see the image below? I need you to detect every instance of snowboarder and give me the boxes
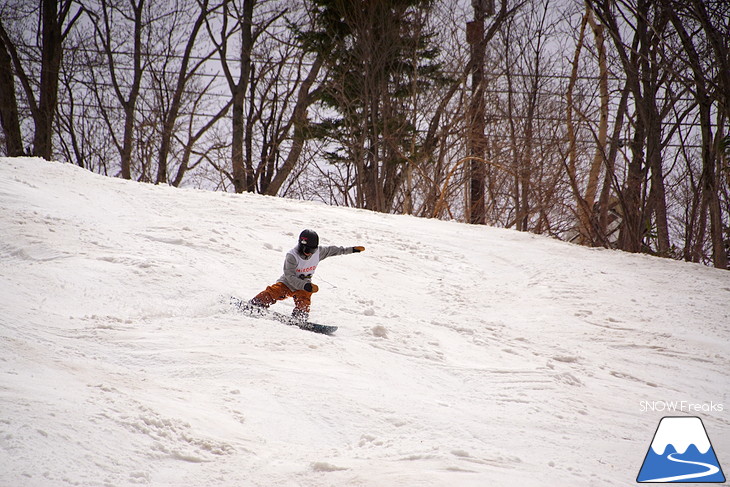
[246,229,365,322]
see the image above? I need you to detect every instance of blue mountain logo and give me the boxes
[637,416,726,483]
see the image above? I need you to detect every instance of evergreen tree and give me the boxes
[297,0,447,212]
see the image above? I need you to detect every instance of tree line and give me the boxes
[0,0,728,268]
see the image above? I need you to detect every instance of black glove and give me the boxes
[304,282,319,293]
[352,246,365,253]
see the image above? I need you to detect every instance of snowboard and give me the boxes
[229,296,338,335]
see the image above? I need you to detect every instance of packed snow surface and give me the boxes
[1,157,728,486]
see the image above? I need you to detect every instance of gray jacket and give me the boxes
[277,245,354,291]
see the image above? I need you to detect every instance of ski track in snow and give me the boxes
[1,157,729,486]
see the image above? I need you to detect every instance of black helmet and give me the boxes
[298,229,319,254]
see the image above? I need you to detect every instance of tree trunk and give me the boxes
[668,4,727,267]
[619,122,646,253]
[565,10,589,242]
[121,0,144,180]
[0,35,23,156]
[466,4,487,225]
[34,0,67,160]
[585,7,610,243]
[234,0,254,193]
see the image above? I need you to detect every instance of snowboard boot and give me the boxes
[236,297,268,316]
[290,308,310,326]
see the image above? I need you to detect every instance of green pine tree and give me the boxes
[295,0,448,212]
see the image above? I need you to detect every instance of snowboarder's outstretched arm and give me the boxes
[319,245,365,259]
[280,245,364,292]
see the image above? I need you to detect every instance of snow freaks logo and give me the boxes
[637,416,726,483]
[640,401,724,413]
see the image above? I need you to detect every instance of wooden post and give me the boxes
[466,0,488,224]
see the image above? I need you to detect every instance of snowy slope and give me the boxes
[1,157,728,487]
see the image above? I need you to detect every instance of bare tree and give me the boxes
[665,0,728,268]
[564,3,615,247]
[207,0,257,192]
[429,0,516,222]
[206,0,323,195]
[148,0,226,185]
[0,0,82,159]
[84,0,147,180]
[587,0,662,254]
[0,23,23,156]
[491,0,567,233]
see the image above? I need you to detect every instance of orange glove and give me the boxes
[353,246,365,253]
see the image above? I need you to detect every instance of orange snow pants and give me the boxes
[252,282,312,314]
